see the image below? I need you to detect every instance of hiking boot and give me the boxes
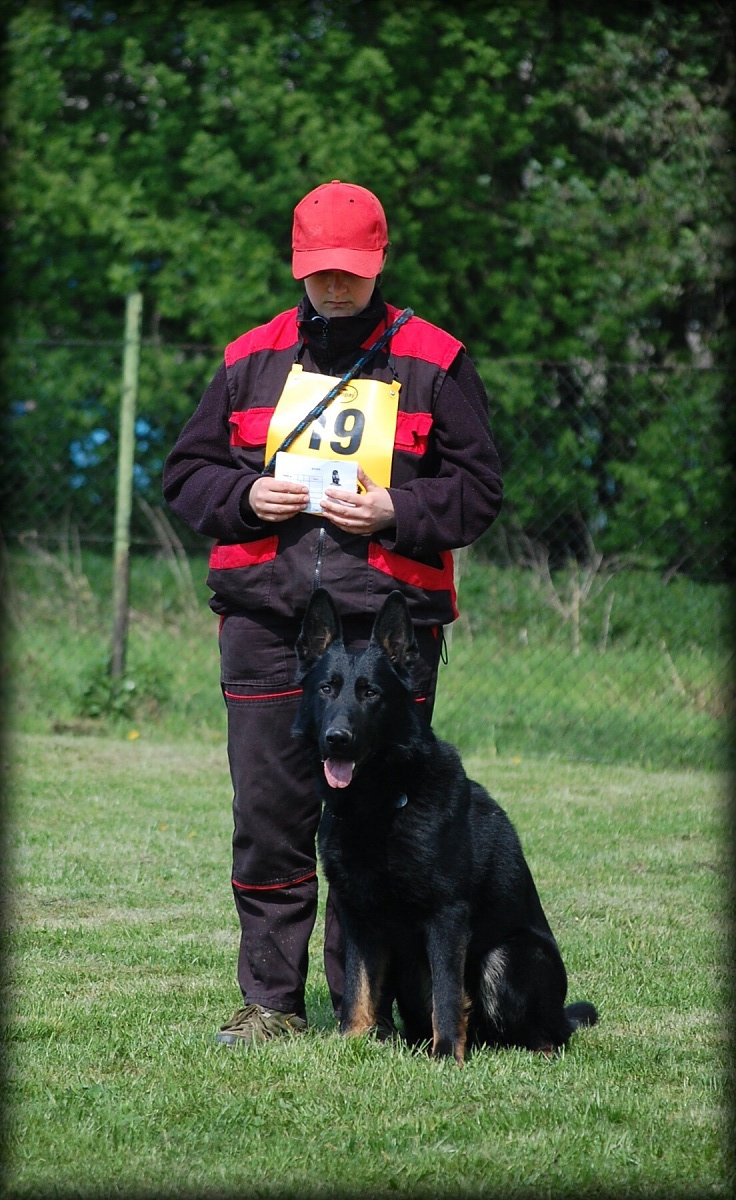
[216,1003,307,1046]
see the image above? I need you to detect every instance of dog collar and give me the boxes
[322,796,343,820]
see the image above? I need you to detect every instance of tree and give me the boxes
[2,1,733,572]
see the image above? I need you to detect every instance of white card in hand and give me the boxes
[274,452,358,515]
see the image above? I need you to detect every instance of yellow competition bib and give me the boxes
[265,364,401,488]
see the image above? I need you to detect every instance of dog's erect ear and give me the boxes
[371,591,419,675]
[296,588,343,674]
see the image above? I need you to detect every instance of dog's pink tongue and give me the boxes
[324,759,354,789]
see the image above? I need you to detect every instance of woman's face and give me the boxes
[304,268,379,318]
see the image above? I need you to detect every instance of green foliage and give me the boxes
[77,659,171,721]
[2,1,733,572]
[477,358,734,574]
[1,339,221,541]
[5,1,731,353]
[606,370,733,574]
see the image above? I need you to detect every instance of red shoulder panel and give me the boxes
[385,304,463,371]
[225,309,299,367]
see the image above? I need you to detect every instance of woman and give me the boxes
[163,179,503,1045]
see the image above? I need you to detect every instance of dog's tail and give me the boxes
[565,1000,598,1029]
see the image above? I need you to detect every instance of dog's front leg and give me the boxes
[341,933,388,1038]
[426,914,470,1065]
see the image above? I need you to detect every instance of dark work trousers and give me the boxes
[219,608,443,1021]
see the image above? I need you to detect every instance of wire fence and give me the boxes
[2,337,733,771]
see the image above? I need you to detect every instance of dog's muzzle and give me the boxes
[323,726,356,789]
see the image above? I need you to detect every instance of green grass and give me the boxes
[439,554,732,769]
[3,547,227,745]
[2,547,732,770]
[434,636,728,769]
[4,733,731,1198]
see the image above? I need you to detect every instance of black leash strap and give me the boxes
[261,307,414,476]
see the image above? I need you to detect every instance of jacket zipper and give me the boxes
[313,525,326,592]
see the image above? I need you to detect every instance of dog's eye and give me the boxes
[319,683,332,695]
[363,686,378,698]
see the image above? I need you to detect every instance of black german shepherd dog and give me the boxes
[294,588,597,1064]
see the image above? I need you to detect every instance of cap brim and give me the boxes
[292,246,385,281]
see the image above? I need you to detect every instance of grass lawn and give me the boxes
[3,733,731,1198]
[4,548,731,772]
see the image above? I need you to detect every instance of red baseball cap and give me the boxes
[292,180,389,280]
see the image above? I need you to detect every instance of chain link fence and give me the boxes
[2,338,732,771]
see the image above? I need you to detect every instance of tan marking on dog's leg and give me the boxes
[431,1013,440,1056]
[455,992,471,1065]
[431,992,470,1065]
[343,961,379,1036]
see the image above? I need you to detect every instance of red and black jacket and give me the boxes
[163,292,502,626]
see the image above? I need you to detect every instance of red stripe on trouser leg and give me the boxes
[232,871,316,891]
[219,610,443,1015]
[220,612,324,1014]
[233,879,318,1018]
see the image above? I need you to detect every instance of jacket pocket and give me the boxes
[394,411,433,455]
[207,535,280,611]
[367,543,454,592]
[209,536,279,569]
[229,407,273,448]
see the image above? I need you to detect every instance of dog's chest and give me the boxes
[320,807,441,913]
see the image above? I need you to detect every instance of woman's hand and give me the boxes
[248,476,309,522]
[320,467,395,535]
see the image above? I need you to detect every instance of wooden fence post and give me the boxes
[110,290,143,679]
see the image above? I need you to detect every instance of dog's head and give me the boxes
[293,589,420,789]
